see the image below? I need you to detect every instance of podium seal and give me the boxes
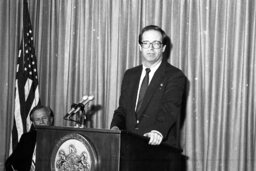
[50,133,98,171]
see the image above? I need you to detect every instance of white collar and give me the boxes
[142,60,162,73]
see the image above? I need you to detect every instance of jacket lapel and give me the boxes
[130,66,143,112]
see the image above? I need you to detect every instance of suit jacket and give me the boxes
[111,61,186,148]
[5,129,36,171]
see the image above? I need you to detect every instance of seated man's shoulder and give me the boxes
[19,130,37,144]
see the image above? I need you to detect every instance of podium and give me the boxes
[35,126,185,171]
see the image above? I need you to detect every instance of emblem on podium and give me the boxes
[50,133,98,171]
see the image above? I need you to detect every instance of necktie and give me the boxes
[136,68,151,113]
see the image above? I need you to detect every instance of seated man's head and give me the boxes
[30,105,54,126]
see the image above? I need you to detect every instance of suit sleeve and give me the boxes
[110,71,129,129]
[5,132,36,171]
[153,70,186,139]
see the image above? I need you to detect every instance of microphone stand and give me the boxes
[64,103,86,128]
[76,105,86,128]
[64,96,95,127]
[63,103,77,120]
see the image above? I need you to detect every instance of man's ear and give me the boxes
[162,45,166,53]
[139,44,142,51]
[50,117,54,126]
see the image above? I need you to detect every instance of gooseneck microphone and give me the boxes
[64,95,95,120]
[73,96,94,114]
[64,96,88,119]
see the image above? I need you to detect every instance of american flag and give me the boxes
[10,0,40,152]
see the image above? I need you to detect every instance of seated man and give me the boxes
[5,105,54,171]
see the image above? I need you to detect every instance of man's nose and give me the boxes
[149,43,154,49]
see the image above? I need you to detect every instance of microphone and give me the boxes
[73,96,94,114]
[64,96,88,119]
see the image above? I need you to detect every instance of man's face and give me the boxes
[139,30,166,66]
[31,109,51,126]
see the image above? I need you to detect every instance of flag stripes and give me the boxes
[10,0,40,153]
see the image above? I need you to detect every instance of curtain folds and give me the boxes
[1,0,255,170]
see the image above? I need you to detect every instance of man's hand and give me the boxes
[143,130,163,145]
[111,126,120,131]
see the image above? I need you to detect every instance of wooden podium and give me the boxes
[35,126,185,171]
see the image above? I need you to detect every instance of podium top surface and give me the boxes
[35,125,121,134]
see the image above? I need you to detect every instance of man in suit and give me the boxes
[111,25,186,148]
[5,105,54,171]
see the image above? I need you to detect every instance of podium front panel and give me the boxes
[36,126,121,171]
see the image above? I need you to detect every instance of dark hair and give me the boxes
[138,25,168,45]
[29,105,54,122]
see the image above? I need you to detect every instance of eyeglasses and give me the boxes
[140,41,163,49]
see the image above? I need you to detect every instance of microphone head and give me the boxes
[81,96,88,101]
[88,96,94,101]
